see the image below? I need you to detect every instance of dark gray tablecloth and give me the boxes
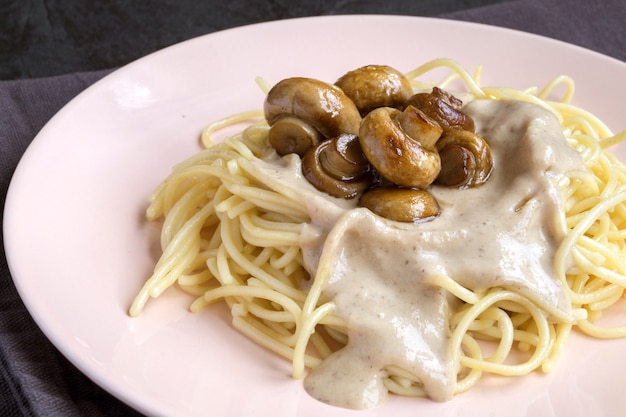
[1,0,624,416]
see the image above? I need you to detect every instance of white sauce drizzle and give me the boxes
[248,99,585,409]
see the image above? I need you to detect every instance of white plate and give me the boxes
[5,15,626,417]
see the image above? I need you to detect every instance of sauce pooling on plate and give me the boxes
[252,99,584,409]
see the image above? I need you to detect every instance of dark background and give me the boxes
[2,0,510,80]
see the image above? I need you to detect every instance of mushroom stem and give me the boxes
[319,133,370,180]
[436,130,493,188]
[302,135,372,199]
[268,116,323,156]
[396,105,443,150]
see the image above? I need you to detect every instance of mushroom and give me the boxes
[335,65,413,115]
[436,129,493,188]
[266,117,323,156]
[359,187,440,223]
[358,105,443,189]
[302,133,372,199]
[264,77,362,156]
[405,87,475,132]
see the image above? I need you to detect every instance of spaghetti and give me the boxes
[129,58,626,407]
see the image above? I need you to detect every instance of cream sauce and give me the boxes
[248,99,585,409]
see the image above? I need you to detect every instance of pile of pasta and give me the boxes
[129,58,626,399]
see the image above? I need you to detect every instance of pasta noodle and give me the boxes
[129,58,626,404]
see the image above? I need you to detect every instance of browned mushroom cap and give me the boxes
[359,187,440,223]
[436,130,493,188]
[335,65,413,115]
[358,105,442,189]
[264,77,362,156]
[405,87,475,132]
[302,134,372,199]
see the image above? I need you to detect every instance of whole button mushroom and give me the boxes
[359,187,440,223]
[335,65,413,115]
[406,87,475,133]
[359,105,443,189]
[302,133,372,199]
[264,77,362,156]
[436,130,493,188]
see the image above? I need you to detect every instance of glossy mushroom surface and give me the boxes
[436,129,493,188]
[302,134,372,199]
[359,187,440,223]
[265,77,362,156]
[406,87,475,132]
[263,71,494,218]
[335,65,413,115]
[267,116,323,156]
[359,106,442,189]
